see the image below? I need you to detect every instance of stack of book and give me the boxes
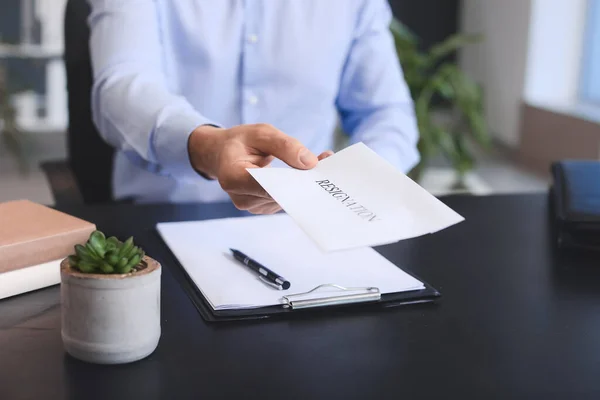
[0,200,96,299]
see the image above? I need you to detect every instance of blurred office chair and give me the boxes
[57,0,115,204]
[39,160,84,205]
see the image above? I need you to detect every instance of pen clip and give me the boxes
[258,275,282,290]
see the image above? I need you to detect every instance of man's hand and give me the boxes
[188,123,333,214]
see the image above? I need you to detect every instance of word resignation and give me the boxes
[315,179,380,222]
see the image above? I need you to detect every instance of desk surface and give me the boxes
[1,193,599,399]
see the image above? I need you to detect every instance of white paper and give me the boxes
[156,214,424,310]
[247,142,465,252]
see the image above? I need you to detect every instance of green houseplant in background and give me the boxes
[390,17,491,188]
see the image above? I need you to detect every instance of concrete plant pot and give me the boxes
[60,256,161,364]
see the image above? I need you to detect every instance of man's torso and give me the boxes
[113,0,364,203]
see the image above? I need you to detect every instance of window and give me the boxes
[579,0,600,104]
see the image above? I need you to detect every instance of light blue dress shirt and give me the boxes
[87,0,420,203]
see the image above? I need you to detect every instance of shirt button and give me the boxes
[248,95,258,105]
[247,34,258,44]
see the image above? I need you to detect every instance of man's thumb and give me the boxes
[298,148,318,168]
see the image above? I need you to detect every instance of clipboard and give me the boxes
[155,215,441,322]
[164,244,440,322]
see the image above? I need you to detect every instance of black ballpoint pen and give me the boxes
[229,249,291,290]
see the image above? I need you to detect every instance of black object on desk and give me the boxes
[550,160,600,251]
[230,248,291,290]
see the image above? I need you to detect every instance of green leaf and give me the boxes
[465,109,491,148]
[118,237,134,259]
[453,135,475,175]
[117,257,129,270]
[106,250,120,266]
[68,255,79,267]
[75,244,97,262]
[124,254,142,273]
[86,243,102,259]
[105,236,120,252]
[89,231,106,247]
[435,127,460,165]
[89,231,107,258]
[124,245,139,260]
[390,17,418,45]
[426,33,482,66]
[445,73,491,149]
[77,260,97,273]
[99,262,114,274]
[429,73,455,99]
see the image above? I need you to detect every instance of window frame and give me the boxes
[579,0,600,105]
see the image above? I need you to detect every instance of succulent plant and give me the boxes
[68,231,145,274]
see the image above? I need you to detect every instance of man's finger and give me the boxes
[229,193,274,211]
[318,150,334,160]
[248,154,274,168]
[223,171,271,199]
[248,124,318,170]
[218,158,272,198]
[247,201,282,215]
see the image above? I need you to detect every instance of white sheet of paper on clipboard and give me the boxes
[156,214,425,311]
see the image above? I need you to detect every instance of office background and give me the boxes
[1,0,599,205]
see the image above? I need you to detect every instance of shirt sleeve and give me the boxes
[87,0,218,181]
[336,0,420,173]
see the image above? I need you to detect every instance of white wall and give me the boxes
[459,0,533,147]
[524,0,587,108]
[459,0,591,148]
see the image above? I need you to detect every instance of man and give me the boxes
[87,0,420,214]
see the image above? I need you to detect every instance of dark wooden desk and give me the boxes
[2,193,599,399]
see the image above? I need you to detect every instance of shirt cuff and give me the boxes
[153,108,221,182]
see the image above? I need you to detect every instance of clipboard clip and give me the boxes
[281,284,381,310]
